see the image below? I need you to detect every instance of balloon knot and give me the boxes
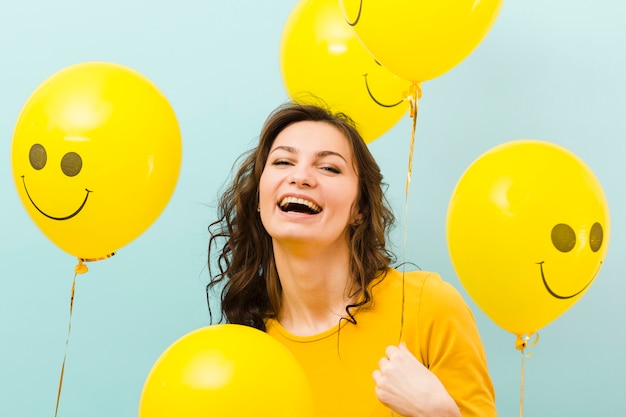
[74,252,115,274]
[75,259,88,274]
[403,82,422,118]
[515,332,539,351]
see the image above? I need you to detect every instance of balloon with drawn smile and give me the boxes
[339,0,503,83]
[446,140,610,336]
[281,0,410,143]
[11,62,182,261]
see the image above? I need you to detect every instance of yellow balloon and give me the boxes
[281,0,410,143]
[446,140,610,336]
[11,62,182,260]
[339,0,503,82]
[139,324,314,417]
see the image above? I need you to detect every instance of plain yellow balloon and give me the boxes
[139,324,314,417]
[339,0,503,82]
[11,62,182,260]
[446,140,610,336]
[281,0,410,143]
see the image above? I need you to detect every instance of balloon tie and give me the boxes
[515,333,539,417]
[80,252,115,264]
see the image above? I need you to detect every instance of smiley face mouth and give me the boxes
[363,74,404,108]
[21,175,91,221]
[344,0,363,26]
[537,261,597,300]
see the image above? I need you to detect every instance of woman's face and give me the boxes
[259,121,360,249]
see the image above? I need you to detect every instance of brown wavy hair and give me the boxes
[207,101,395,331]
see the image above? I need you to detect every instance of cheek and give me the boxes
[331,189,359,218]
[258,172,276,207]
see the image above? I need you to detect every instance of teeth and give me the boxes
[279,196,321,213]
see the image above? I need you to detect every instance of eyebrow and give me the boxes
[270,145,347,162]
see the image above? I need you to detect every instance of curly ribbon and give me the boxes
[54,254,113,417]
[515,333,539,417]
[404,82,422,198]
[388,82,423,417]
[397,82,423,345]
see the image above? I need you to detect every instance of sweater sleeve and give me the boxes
[416,273,497,417]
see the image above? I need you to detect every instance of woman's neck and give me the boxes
[272,240,357,336]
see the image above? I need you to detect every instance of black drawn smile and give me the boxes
[21,175,91,220]
[344,0,363,26]
[537,261,596,300]
[363,74,403,108]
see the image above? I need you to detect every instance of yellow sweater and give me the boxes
[266,268,496,417]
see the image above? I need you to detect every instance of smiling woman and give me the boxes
[207,101,497,417]
[258,120,360,252]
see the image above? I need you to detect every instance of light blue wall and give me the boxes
[0,1,624,416]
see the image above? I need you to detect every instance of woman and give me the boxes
[207,102,496,417]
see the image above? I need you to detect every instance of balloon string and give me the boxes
[515,333,539,417]
[405,82,422,198]
[54,259,89,417]
[398,82,422,345]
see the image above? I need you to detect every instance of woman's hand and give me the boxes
[373,343,461,417]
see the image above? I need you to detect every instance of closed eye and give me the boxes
[272,159,293,166]
[321,166,340,174]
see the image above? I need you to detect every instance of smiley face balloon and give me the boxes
[281,0,410,143]
[339,0,503,83]
[11,62,182,261]
[446,140,609,336]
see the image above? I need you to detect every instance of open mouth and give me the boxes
[279,196,321,215]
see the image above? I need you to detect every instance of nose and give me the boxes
[289,165,316,187]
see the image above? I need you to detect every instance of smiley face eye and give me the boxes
[551,223,576,252]
[61,152,83,177]
[589,222,603,252]
[29,144,47,170]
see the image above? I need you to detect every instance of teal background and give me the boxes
[1,0,624,416]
